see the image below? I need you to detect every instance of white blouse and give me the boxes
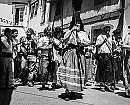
[37,36,50,49]
[64,30,90,46]
[96,34,112,54]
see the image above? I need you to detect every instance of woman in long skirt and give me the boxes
[58,20,90,101]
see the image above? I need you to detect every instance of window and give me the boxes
[30,0,39,19]
[55,0,62,19]
[30,3,35,19]
[20,7,25,22]
[34,1,39,16]
[15,8,20,25]
[94,0,108,5]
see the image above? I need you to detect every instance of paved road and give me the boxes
[0,83,130,105]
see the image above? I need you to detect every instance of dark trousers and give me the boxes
[96,53,114,85]
[113,59,123,83]
[0,57,14,87]
[14,55,22,79]
[47,60,56,83]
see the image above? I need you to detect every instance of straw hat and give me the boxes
[101,23,114,30]
[26,28,35,35]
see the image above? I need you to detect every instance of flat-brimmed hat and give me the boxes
[101,23,114,30]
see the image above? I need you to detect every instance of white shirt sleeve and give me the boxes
[78,31,90,45]
[37,37,43,48]
[1,36,11,49]
[95,35,104,46]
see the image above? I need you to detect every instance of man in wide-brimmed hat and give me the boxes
[95,23,116,92]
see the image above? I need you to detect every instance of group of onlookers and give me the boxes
[1,18,130,101]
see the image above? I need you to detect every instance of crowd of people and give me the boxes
[0,18,130,101]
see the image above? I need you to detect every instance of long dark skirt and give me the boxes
[95,54,114,85]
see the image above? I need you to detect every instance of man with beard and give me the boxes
[95,23,116,92]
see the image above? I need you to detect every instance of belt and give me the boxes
[99,53,111,55]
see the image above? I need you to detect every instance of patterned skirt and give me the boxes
[38,57,49,74]
[58,49,85,92]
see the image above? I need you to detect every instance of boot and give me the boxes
[65,89,70,101]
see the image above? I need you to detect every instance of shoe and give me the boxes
[65,97,70,101]
[105,85,114,92]
[39,84,47,90]
[15,78,21,83]
[114,86,119,90]
[110,86,115,91]
[27,82,34,87]
[126,89,130,97]
[48,85,55,90]
[52,83,61,89]
[100,88,105,92]
[100,83,105,87]
[8,85,17,89]
[65,89,70,101]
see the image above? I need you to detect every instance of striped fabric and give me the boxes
[58,49,85,92]
[85,58,93,81]
[38,56,49,75]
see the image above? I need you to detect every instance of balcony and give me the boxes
[0,0,29,4]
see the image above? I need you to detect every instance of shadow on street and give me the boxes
[58,92,84,100]
[0,89,14,105]
[115,92,130,98]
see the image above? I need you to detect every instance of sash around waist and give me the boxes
[1,52,13,58]
[98,53,112,58]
